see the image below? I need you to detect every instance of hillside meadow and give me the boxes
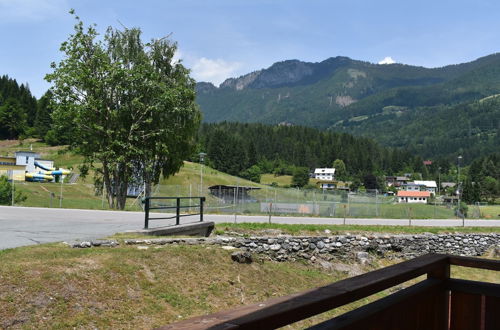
[2,140,500,219]
[1,235,498,329]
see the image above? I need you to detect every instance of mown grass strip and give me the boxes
[215,222,500,235]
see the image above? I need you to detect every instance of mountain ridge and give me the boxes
[195,53,500,159]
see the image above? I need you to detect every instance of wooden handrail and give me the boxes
[448,255,500,271]
[158,254,499,330]
[158,254,447,329]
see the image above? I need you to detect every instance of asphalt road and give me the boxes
[1,205,499,250]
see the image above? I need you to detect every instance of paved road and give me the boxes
[1,205,499,250]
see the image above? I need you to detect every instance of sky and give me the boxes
[1,0,500,98]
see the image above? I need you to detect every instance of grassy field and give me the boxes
[0,241,497,329]
[0,243,371,328]
[214,222,500,236]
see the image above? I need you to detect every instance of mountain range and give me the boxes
[196,54,500,161]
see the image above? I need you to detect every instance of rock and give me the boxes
[75,241,92,248]
[324,229,332,234]
[231,251,253,264]
[317,241,325,249]
[221,246,237,250]
[356,252,370,264]
[137,246,149,250]
[319,260,333,270]
[270,244,281,251]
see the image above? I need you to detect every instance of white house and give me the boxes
[413,180,437,195]
[397,191,430,204]
[314,168,335,181]
[402,182,421,191]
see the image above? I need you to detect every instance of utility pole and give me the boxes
[199,152,206,197]
[457,155,463,219]
[59,175,63,208]
[438,167,441,195]
[11,174,14,206]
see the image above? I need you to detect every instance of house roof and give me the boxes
[413,180,437,188]
[314,168,335,175]
[397,191,431,197]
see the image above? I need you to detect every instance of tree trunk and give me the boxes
[102,160,115,209]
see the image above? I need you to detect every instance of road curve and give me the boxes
[1,206,499,250]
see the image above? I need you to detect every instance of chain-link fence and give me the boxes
[13,181,498,219]
[148,184,463,219]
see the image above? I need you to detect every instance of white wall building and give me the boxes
[397,191,430,204]
[413,180,437,195]
[314,168,335,181]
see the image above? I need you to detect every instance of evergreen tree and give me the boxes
[0,98,27,139]
[291,167,310,188]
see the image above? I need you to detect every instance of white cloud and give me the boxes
[0,0,68,22]
[378,56,396,65]
[190,57,241,86]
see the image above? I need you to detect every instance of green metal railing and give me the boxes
[143,196,205,229]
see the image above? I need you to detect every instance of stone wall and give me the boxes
[123,233,499,261]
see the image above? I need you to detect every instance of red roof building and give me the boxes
[397,191,430,203]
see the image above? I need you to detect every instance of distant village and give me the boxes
[312,167,455,205]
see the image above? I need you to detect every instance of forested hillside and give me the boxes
[0,75,53,140]
[197,122,444,181]
[196,54,500,160]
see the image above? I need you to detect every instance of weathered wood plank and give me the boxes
[449,256,500,271]
[450,291,482,330]
[309,279,446,330]
[158,254,448,329]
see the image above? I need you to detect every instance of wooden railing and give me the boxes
[159,253,500,330]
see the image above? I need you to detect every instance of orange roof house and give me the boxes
[397,191,430,203]
[397,191,431,198]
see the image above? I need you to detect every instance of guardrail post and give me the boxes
[144,197,150,229]
[176,198,180,225]
[200,197,205,222]
[427,258,451,329]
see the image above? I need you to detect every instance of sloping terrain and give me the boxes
[196,54,500,159]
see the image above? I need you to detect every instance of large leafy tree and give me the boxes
[46,12,200,209]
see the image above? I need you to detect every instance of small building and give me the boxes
[208,185,261,203]
[441,182,456,190]
[0,156,26,181]
[314,168,335,181]
[397,191,430,204]
[386,176,410,188]
[413,180,437,195]
[316,181,336,190]
[402,182,422,192]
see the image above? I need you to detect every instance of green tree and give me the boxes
[0,176,27,205]
[46,12,200,209]
[291,167,310,188]
[34,91,54,139]
[240,165,262,183]
[0,98,27,139]
[332,159,347,181]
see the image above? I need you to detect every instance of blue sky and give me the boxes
[1,0,499,97]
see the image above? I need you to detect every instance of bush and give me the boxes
[0,176,27,205]
[291,167,310,188]
[239,165,262,183]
